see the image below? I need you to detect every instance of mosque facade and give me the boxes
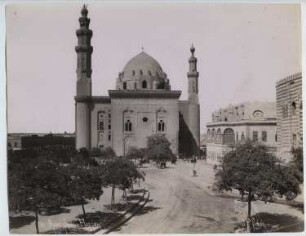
[75,6,200,156]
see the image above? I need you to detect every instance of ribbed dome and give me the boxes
[121,52,165,81]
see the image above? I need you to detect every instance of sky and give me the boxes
[6,2,302,134]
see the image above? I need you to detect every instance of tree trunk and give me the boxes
[81,198,86,219]
[246,194,252,233]
[111,184,115,208]
[35,207,39,234]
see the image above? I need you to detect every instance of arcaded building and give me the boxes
[276,72,302,162]
[206,102,277,164]
[75,6,200,156]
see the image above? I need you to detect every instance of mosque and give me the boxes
[75,6,200,156]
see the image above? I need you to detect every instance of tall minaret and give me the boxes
[75,5,93,149]
[187,45,200,153]
[188,44,199,102]
[76,5,93,96]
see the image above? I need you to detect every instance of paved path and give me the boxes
[111,160,304,234]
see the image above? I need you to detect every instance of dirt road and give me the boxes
[111,160,245,233]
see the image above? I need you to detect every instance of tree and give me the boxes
[215,141,301,232]
[9,159,69,234]
[103,157,145,208]
[146,134,174,167]
[64,164,104,218]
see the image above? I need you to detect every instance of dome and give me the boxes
[121,52,165,80]
[116,51,170,91]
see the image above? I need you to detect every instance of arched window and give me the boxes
[123,82,127,90]
[125,120,132,132]
[207,129,211,139]
[158,120,165,132]
[211,129,215,140]
[223,128,235,145]
[142,80,147,89]
[216,128,221,141]
[134,82,137,89]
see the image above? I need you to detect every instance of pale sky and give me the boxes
[6,2,301,133]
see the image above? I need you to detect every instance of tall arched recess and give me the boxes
[223,128,235,145]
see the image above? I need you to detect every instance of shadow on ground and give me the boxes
[104,202,135,212]
[39,206,71,216]
[135,206,161,216]
[10,215,35,229]
[126,194,143,201]
[289,202,304,214]
[253,212,304,232]
[72,211,122,226]
[43,227,90,234]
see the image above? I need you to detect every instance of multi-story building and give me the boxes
[276,72,302,162]
[206,102,277,164]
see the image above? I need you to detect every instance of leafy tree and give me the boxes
[215,141,301,232]
[9,159,69,234]
[103,157,145,208]
[146,134,174,167]
[126,146,144,160]
[64,164,104,218]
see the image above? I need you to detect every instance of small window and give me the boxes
[134,83,137,89]
[123,82,127,90]
[140,70,143,75]
[158,120,165,132]
[253,131,258,142]
[262,131,267,142]
[108,124,111,130]
[125,120,132,132]
[108,113,111,118]
[148,70,151,76]
[142,80,147,89]
[143,117,148,122]
[14,142,17,147]
[275,134,277,142]
[108,135,111,141]
[132,70,135,76]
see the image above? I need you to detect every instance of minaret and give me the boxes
[75,5,93,149]
[76,5,93,96]
[187,45,200,153]
[188,44,199,103]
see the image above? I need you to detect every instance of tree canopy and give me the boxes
[146,134,174,164]
[215,141,301,232]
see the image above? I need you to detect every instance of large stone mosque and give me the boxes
[75,6,200,156]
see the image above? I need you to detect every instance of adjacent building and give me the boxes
[276,72,303,162]
[206,102,277,164]
[75,6,200,156]
[7,133,75,151]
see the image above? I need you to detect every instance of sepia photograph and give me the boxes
[5,1,304,234]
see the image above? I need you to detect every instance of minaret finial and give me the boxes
[81,4,88,17]
[141,46,144,52]
[190,43,195,55]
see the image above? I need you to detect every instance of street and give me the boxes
[111,160,304,234]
